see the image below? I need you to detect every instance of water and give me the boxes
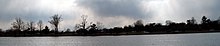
[1,33,220,46]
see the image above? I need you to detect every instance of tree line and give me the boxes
[0,15,220,36]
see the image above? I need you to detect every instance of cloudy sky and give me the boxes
[0,0,220,30]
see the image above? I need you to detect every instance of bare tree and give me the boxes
[81,15,88,29]
[37,20,43,31]
[191,17,197,24]
[49,14,62,32]
[11,17,25,30]
[187,17,197,24]
[74,24,81,30]
[96,22,104,29]
[26,21,35,31]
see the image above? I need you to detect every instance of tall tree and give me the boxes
[133,20,144,32]
[11,18,25,30]
[37,20,43,31]
[134,20,144,26]
[81,15,88,29]
[49,14,62,32]
[201,16,207,24]
[26,21,35,31]
[75,15,89,34]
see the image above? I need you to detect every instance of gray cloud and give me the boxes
[168,0,220,22]
[75,0,220,27]
[0,0,79,30]
[75,0,151,19]
[1,0,220,30]
[75,0,154,27]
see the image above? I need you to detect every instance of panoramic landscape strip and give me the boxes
[0,15,220,37]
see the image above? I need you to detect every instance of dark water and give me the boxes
[1,33,220,46]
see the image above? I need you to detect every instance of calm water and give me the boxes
[1,33,220,46]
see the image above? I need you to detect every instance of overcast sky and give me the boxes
[0,0,220,30]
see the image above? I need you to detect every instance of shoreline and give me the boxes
[1,31,220,37]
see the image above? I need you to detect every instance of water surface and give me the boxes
[1,33,220,46]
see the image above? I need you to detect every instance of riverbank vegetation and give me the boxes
[0,15,220,36]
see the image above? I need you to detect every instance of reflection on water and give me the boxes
[0,33,220,46]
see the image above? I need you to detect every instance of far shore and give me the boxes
[1,16,220,37]
[1,31,220,37]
